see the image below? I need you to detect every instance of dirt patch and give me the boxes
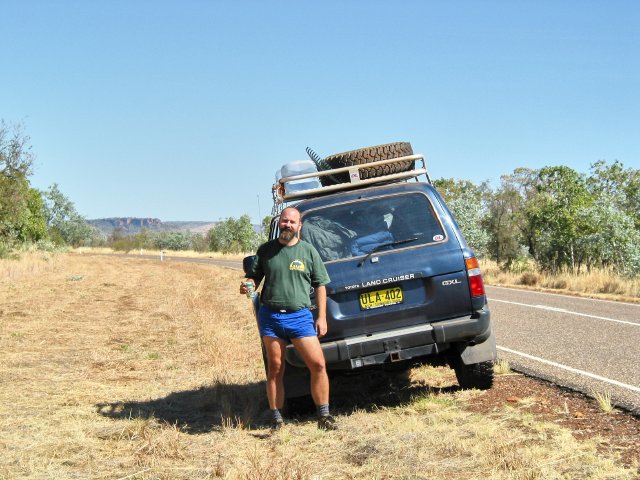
[465,373,640,469]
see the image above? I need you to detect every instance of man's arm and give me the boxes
[239,249,264,295]
[315,285,327,337]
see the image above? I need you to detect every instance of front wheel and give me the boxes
[452,359,494,390]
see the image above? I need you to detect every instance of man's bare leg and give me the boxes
[262,336,288,410]
[291,336,336,429]
[290,336,329,405]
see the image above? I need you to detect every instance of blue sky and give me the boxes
[2,1,638,222]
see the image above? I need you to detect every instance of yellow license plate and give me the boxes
[359,286,403,310]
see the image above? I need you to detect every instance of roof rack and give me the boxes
[272,154,429,214]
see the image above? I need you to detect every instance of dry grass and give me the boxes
[592,391,616,414]
[0,250,62,282]
[482,260,640,303]
[0,253,637,479]
[73,246,247,261]
[494,358,512,376]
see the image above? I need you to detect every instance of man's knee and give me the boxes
[268,361,284,377]
[305,356,327,374]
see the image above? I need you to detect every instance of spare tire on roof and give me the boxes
[318,142,414,186]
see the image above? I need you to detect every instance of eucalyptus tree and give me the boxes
[588,160,640,230]
[432,178,490,257]
[526,166,593,273]
[0,121,47,244]
[207,214,259,254]
[484,168,538,267]
[42,183,94,246]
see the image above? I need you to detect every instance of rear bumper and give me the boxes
[285,308,491,370]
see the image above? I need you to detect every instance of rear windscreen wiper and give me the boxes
[357,237,418,267]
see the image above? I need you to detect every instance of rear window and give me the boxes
[301,193,445,262]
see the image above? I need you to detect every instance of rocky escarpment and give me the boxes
[87,218,216,235]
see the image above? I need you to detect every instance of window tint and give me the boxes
[302,193,445,262]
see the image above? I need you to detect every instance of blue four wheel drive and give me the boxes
[244,142,496,402]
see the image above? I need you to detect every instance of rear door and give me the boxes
[300,189,474,341]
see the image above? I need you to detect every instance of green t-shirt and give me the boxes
[248,239,330,311]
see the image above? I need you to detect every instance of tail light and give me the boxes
[465,257,486,297]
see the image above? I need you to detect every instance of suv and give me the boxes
[244,142,496,403]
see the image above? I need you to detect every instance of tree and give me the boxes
[526,166,593,273]
[433,178,490,257]
[190,233,209,252]
[0,120,33,179]
[42,183,94,246]
[0,121,39,243]
[207,215,259,253]
[131,229,153,250]
[484,168,539,267]
[153,231,194,251]
[484,184,523,265]
[16,187,48,242]
[260,215,273,242]
[588,160,640,230]
[574,194,640,275]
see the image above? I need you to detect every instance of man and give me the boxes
[240,206,337,430]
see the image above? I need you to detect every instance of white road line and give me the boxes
[497,346,640,394]
[487,285,640,307]
[491,298,640,327]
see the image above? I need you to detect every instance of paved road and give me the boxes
[95,252,245,270]
[103,254,640,412]
[487,285,640,414]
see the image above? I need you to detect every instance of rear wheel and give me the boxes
[283,364,314,416]
[452,359,494,390]
[319,142,414,185]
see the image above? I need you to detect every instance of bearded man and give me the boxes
[240,206,336,430]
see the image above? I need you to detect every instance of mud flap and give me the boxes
[460,329,497,366]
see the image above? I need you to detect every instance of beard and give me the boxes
[279,228,296,242]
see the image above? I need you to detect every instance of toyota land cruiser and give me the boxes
[244,142,496,403]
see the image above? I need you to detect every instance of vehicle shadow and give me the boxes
[330,370,459,414]
[95,371,458,434]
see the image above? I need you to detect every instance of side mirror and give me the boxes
[243,255,257,275]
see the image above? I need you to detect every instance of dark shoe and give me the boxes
[270,418,284,431]
[249,409,283,430]
[317,415,337,431]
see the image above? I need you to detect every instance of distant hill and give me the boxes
[88,218,217,236]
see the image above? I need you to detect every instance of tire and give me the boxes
[283,365,313,416]
[283,364,311,399]
[452,359,495,390]
[318,142,414,186]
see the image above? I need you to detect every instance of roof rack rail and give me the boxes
[271,154,428,213]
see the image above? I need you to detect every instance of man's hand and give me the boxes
[315,315,328,338]
[239,279,254,295]
[314,285,328,337]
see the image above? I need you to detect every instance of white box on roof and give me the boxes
[277,160,321,194]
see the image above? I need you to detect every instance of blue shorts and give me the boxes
[258,305,317,340]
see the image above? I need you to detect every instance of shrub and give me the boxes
[599,280,624,295]
[0,241,16,259]
[546,278,568,289]
[519,272,539,286]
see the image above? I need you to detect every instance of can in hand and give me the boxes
[245,281,256,298]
